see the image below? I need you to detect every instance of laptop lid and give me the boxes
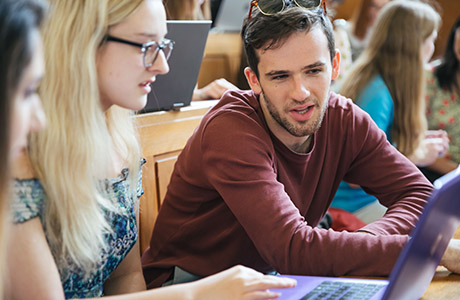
[212,0,249,32]
[381,166,460,299]
[141,20,211,113]
[272,167,460,300]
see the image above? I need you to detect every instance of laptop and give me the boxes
[212,0,249,32]
[273,166,460,300]
[141,20,211,113]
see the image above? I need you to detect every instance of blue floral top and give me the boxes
[12,159,145,299]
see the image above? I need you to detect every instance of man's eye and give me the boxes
[308,68,321,74]
[272,75,288,80]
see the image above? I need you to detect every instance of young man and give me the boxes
[142,4,459,288]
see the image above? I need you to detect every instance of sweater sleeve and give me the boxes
[342,102,433,236]
[199,108,416,277]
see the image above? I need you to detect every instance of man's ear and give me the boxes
[244,66,262,94]
[331,49,341,81]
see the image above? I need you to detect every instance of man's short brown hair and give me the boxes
[241,6,335,78]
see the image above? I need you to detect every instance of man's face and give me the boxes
[245,27,339,146]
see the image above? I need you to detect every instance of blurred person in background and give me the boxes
[330,0,448,224]
[422,14,460,182]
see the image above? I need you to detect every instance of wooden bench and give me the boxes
[135,100,218,253]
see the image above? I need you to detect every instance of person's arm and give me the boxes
[193,78,239,101]
[105,265,296,300]
[6,222,295,300]
[6,219,66,300]
[8,156,295,300]
[103,197,146,295]
[407,130,450,167]
[199,106,417,277]
[103,239,146,295]
[426,157,458,175]
[440,239,460,274]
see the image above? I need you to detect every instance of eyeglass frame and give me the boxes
[104,35,174,68]
[248,0,327,20]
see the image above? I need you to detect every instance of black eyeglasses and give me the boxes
[105,35,174,68]
[248,0,327,20]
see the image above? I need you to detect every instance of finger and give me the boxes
[244,290,282,300]
[248,276,297,290]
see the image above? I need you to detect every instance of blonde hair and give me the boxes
[340,0,440,157]
[29,0,143,275]
[163,0,210,20]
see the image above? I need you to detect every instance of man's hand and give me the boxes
[440,239,460,274]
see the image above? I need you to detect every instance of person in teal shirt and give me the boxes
[331,0,448,224]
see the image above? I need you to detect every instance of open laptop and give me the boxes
[212,0,249,32]
[273,166,460,300]
[140,20,211,113]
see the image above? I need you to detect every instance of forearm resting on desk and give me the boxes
[193,79,239,101]
[427,157,458,175]
[440,239,460,274]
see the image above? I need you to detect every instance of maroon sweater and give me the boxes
[142,90,432,288]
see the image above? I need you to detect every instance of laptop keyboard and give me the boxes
[300,280,385,300]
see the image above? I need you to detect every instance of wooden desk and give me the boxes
[417,224,460,299]
[422,268,460,299]
[135,100,218,253]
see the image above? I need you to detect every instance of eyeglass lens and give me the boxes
[257,0,284,15]
[144,41,173,67]
[257,0,322,15]
[295,0,322,9]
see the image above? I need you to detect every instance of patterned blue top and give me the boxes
[12,160,145,299]
[331,75,394,212]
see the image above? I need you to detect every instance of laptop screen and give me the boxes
[140,20,211,113]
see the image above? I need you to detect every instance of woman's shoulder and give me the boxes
[361,75,391,98]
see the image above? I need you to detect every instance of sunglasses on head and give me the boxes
[248,0,327,20]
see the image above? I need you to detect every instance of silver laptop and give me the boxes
[141,20,211,113]
[273,166,460,300]
[212,0,249,32]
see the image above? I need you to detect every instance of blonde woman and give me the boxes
[331,0,448,223]
[0,0,46,298]
[7,0,295,299]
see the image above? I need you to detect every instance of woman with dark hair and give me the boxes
[0,0,47,297]
[424,14,460,180]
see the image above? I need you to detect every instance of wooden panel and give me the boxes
[138,157,158,255]
[197,32,243,88]
[136,101,217,253]
[156,151,181,206]
[197,55,232,88]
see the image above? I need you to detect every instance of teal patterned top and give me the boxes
[12,160,145,299]
[425,68,460,164]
